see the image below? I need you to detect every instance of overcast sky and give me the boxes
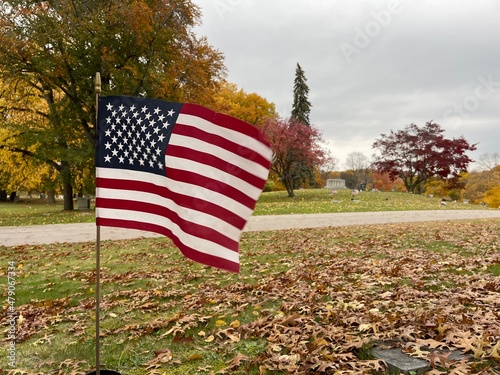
[193,0,500,169]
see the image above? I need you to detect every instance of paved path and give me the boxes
[1,210,499,246]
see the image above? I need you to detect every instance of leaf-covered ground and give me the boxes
[1,219,499,374]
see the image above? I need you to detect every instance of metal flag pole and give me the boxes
[86,72,120,375]
[95,72,102,375]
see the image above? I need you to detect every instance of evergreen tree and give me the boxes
[291,63,312,126]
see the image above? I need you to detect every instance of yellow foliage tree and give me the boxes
[463,165,500,204]
[484,185,500,208]
[212,82,277,127]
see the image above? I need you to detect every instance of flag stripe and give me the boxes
[96,217,239,273]
[165,168,258,212]
[96,198,238,249]
[96,169,248,229]
[166,144,266,198]
[165,154,263,202]
[178,108,271,161]
[96,185,241,241]
[171,122,271,173]
[96,208,239,260]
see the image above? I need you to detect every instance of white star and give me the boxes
[104,141,112,150]
[130,105,136,112]
[128,158,134,164]
[119,156,125,163]
[106,116,112,124]
[158,134,165,142]
[154,107,161,115]
[106,103,113,111]
[141,106,148,113]
[104,155,112,163]
[158,114,165,122]
[118,104,125,112]
[111,136,118,143]
[112,149,119,157]
[158,161,164,169]
[167,109,175,117]
[105,129,111,137]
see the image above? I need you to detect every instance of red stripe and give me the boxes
[165,167,257,211]
[96,197,238,250]
[96,177,247,229]
[181,103,268,142]
[173,120,270,170]
[167,144,267,190]
[96,218,239,273]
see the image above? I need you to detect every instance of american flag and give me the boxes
[95,96,271,273]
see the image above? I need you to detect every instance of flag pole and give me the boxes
[94,72,102,375]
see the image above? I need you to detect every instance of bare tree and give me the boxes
[343,152,371,189]
[477,152,500,171]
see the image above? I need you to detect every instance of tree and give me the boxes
[262,117,330,197]
[212,82,277,127]
[291,63,312,126]
[463,165,500,204]
[343,152,372,189]
[372,121,476,193]
[476,151,500,171]
[0,0,226,210]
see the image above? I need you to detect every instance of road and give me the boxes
[1,210,500,246]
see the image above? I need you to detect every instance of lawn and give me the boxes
[0,189,489,227]
[1,220,499,374]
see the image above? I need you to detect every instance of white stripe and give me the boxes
[96,187,240,241]
[166,154,263,201]
[169,133,270,181]
[96,207,239,263]
[178,113,272,162]
[96,168,253,220]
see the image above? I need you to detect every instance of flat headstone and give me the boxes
[372,347,429,375]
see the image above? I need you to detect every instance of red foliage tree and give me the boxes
[372,121,476,193]
[261,117,330,197]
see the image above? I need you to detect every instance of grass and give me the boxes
[1,220,499,374]
[0,189,490,227]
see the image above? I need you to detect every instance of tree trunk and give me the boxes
[60,163,74,210]
[283,177,295,198]
[63,181,74,210]
[47,189,56,204]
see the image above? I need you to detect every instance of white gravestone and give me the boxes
[325,179,346,189]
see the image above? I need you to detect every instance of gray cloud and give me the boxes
[194,0,500,167]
